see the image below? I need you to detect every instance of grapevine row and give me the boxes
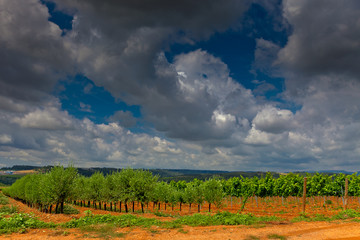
[3,166,360,214]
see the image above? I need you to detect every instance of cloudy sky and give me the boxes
[1,0,360,171]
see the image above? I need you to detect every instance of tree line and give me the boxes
[3,166,360,214]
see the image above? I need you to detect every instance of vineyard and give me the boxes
[3,166,360,217]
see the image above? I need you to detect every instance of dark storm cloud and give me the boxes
[55,0,251,40]
[278,0,360,78]
[48,0,253,142]
[0,0,74,104]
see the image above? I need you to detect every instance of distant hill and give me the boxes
[0,165,357,186]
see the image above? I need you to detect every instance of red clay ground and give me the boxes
[2,196,360,239]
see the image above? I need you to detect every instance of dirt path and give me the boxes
[2,221,360,240]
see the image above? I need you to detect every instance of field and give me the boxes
[2,193,360,239]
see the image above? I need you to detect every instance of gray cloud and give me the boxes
[2,0,360,171]
[0,0,75,103]
[108,111,137,128]
[278,0,360,79]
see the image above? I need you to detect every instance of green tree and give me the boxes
[47,165,78,213]
[130,169,158,213]
[203,178,224,212]
[88,172,106,209]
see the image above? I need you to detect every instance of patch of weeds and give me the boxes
[268,233,287,240]
[311,214,330,221]
[0,213,55,234]
[80,224,126,239]
[153,211,171,217]
[292,213,330,222]
[63,213,161,229]
[50,230,71,236]
[169,212,283,227]
[331,209,360,220]
[0,194,9,205]
[250,223,266,228]
[177,228,189,234]
[0,205,17,214]
[325,200,333,205]
[291,213,311,222]
[148,228,160,234]
[244,235,260,240]
[55,205,80,215]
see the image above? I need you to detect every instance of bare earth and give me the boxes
[3,197,360,240]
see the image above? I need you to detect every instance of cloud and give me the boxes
[108,110,137,128]
[277,0,360,79]
[12,106,73,130]
[0,0,74,103]
[253,38,281,76]
[0,134,12,144]
[79,102,92,113]
[252,106,294,134]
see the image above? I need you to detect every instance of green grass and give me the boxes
[177,228,189,234]
[80,223,127,239]
[268,233,287,239]
[292,209,360,223]
[62,210,284,231]
[331,209,360,220]
[62,211,161,229]
[0,205,18,214]
[165,212,283,228]
[0,213,55,234]
[0,193,9,205]
[244,235,260,240]
[153,211,179,218]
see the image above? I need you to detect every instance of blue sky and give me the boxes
[1,0,360,171]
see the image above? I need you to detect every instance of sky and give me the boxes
[1,0,360,172]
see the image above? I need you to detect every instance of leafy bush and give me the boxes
[0,205,18,214]
[331,209,360,220]
[0,193,9,205]
[168,212,283,227]
[0,213,54,234]
[63,214,161,228]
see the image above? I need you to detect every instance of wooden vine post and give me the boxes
[302,177,307,213]
[344,178,349,210]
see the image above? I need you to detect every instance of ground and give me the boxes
[2,197,360,240]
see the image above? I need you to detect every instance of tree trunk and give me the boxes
[110,202,112,211]
[189,203,191,213]
[158,202,161,211]
[60,201,64,214]
[55,203,59,214]
[141,202,144,213]
[104,203,107,211]
[180,202,182,212]
[209,203,211,212]
[198,204,200,212]
[132,201,135,212]
[49,205,52,214]
[119,201,122,212]
[125,202,128,213]
[99,201,102,210]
